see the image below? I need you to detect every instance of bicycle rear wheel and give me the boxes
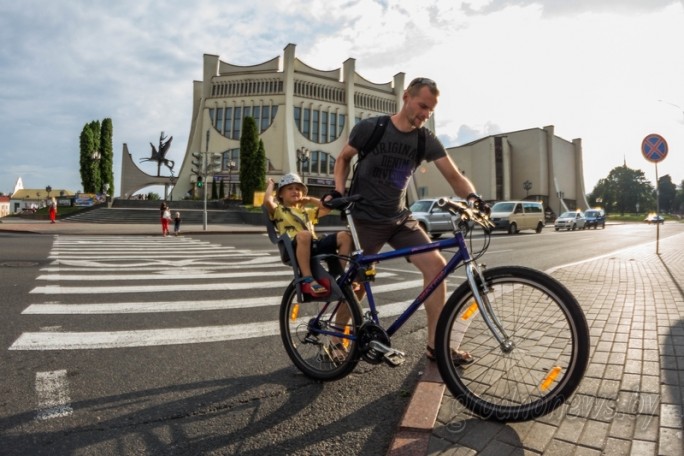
[279,282,362,381]
[435,266,589,421]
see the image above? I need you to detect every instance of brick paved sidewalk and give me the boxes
[391,233,684,456]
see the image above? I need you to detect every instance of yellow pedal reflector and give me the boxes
[540,366,562,391]
[343,326,351,349]
[461,302,478,320]
[290,304,300,321]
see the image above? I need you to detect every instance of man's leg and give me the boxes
[408,250,447,349]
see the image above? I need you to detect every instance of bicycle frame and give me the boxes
[341,234,470,338]
[307,200,512,352]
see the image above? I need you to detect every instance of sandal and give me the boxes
[426,345,474,366]
[301,276,328,296]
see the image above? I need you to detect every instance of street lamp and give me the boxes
[523,180,532,198]
[227,159,236,201]
[297,147,310,176]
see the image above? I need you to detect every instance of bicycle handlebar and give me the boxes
[322,194,363,211]
[437,198,495,231]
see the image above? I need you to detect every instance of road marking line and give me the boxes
[11,301,426,350]
[35,370,73,420]
[23,279,424,314]
[35,270,298,281]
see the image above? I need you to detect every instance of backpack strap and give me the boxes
[358,115,391,160]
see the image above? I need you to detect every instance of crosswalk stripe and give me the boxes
[22,280,425,314]
[10,301,421,350]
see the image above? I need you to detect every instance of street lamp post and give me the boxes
[203,129,209,231]
[227,159,236,201]
[297,147,310,177]
[557,191,564,215]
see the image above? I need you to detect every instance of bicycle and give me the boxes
[276,196,590,421]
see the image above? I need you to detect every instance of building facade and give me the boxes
[170,43,437,201]
[164,44,587,213]
[414,125,590,216]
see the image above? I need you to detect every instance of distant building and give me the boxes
[169,43,433,201]
[9,188,75,214]
[0,195,9,218]
[415,126,589,214]
[142,43,588,208]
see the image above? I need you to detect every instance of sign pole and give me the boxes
[655,162,660,254]
[641,133,668,255]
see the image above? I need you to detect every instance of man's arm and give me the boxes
[433,155,478,199]
[333,143,359,195]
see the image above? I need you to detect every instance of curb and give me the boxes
[387,362,444,456]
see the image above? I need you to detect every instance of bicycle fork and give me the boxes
[464,261,514,352]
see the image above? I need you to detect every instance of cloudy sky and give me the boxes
[1,0,683,197]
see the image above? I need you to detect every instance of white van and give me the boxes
[490,201,545,234]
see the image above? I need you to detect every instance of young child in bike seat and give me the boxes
[263,173,353,297]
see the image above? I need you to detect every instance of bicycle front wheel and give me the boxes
[279,282,363,381]
[435,266,589,421]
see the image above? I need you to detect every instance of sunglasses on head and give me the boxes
[408,77,437,89]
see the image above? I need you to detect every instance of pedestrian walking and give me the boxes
[174,211,181,236]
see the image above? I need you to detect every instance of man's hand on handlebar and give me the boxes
[467,193,491,217]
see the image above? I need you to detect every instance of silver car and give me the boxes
[409,198,458,239]
[554,211,586,231]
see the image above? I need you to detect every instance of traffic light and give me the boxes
[191,152,203,176]
[210,153,222,174]
[197,176,204,188]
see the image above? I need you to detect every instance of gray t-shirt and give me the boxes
[348,117,447,222]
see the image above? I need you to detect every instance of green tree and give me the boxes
[674,179,684,214]
[100,118,114,196]
[219,178,226,199]
[657,174,677,213]
[79,120,101,193]
[590,165,654,215]
[211,177,218,200]
[239,117,265,204]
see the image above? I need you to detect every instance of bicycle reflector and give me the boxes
[290,303,300,321]
[540,366,562,391]
[461,301,479,320]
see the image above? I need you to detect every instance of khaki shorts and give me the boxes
[354,216,431,255]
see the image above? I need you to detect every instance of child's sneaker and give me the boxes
[301,276,327,296]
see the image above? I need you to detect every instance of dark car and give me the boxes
[584,209,606,229]
[644,213,665,224]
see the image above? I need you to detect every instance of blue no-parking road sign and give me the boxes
[641,133,668,163]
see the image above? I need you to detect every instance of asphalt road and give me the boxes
[1,222,681,455]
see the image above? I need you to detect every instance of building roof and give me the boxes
[11,189,75,199]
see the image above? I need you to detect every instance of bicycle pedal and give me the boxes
[383,351,405,367]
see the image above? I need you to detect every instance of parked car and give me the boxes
[409,198,458,238]
[644,213,665,224]
[554,211,586,231]
[489,201,545,234]
[584,208,606,229]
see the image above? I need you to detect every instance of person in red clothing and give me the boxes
[48,200,57,223]
[160,202,171,236]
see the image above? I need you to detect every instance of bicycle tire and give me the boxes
[435,266,589,421]
[279,281,363,381]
